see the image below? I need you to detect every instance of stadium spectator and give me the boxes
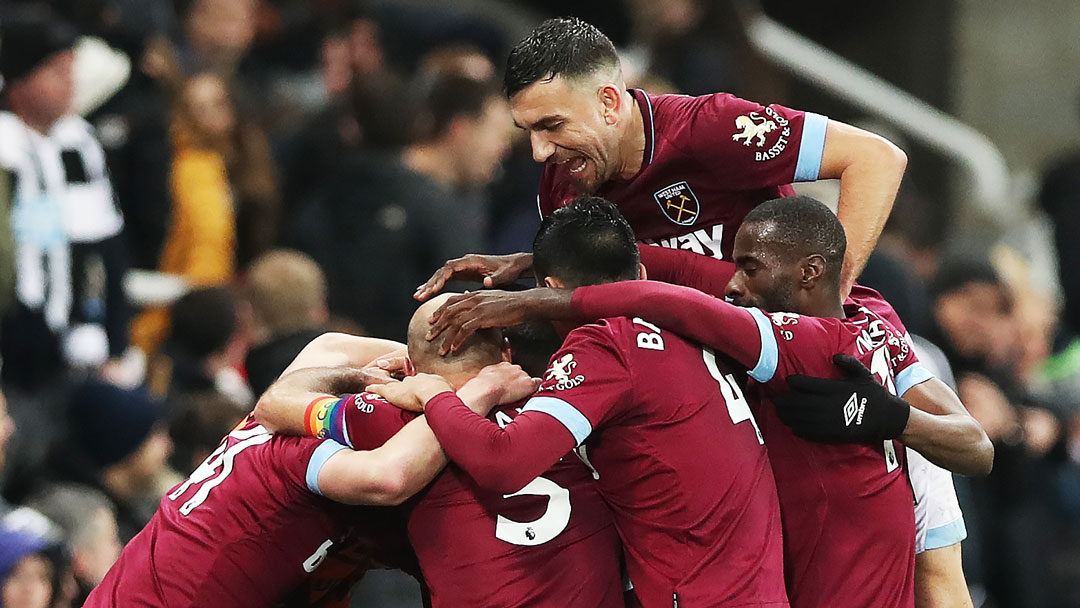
[928,257,1064,607]
[38,381,175,541]
[244,250,329,397]
[25,483,121,605]
[146,286,249,470]
[175,0,258,77]
[279,5,386,226]
[0,5,131,385]
[130,73,237,355]
[291,73,509,340]
[150,285,251,404]
[0,512,66,608]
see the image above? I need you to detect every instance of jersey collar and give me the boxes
[630,88,656,170]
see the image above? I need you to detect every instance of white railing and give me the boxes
[744,13,1014,224]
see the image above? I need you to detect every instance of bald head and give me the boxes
[407,294,507,380]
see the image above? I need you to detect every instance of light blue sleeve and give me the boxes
[794,112,829,182]
[924,518,968,551]
[747,308,779,383]
[897,361,935,396]
[305,440,350,496]
[521,396,594,446]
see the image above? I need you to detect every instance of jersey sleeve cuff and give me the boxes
[923,517,968,552]
[306,440,349,496]
[522,396,594,446]
[794,112,828,182]
[896,362,935,396]
[747,308,779,383]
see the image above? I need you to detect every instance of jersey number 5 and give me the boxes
[703,348,764,444]
[495,476,572,547]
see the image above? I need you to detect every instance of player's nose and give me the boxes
[724,274,744,301]
[529,131,556,163]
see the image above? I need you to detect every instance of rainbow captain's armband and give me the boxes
[304,396,351,446]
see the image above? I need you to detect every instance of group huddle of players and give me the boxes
[84,17,993,608]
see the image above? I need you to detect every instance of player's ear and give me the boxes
[544,276,565,289]
[638,263,647,281]
[802,254,826,286]
[598,84,620,124]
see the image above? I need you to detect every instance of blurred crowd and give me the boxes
[0,1,1077,607]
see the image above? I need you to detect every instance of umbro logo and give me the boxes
[844,392,867,427]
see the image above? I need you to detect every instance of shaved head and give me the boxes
[407,294,506,378]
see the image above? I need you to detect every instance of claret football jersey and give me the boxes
[744,294,927,608]
[87,417,358,608]
[333,393,625,608]
[539,89,828,260]
[524,316,788,608]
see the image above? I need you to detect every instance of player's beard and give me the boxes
[568,156,602,195]
[733,280,798,314]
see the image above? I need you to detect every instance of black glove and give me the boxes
[773,354,911,443]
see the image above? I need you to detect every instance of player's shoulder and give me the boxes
[348,392,419,423]
[847,284,907,332]
[837,303,909,358]
[649,90,749,126]
[561,318,621,349]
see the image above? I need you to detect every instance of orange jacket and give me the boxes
[132,137,235,354]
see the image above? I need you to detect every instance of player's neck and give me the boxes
[615,94,646,180]
[801,294,846,319]
[403,142,458,189]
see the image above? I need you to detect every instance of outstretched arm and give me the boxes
[818,120,907,297]
[426,280,766,369]
[776,356,993,476]
[315,415,446,506]
[572,281,765,371]
[294,364,541,506]
[255,366,380,435]
[282,332,406,375]
[414,253,534,301]
[366,372,572,495]
[422,392,575,494]
[901,378,994,476]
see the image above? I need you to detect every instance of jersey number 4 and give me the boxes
[168,425,273,515]
[703,348,764,444]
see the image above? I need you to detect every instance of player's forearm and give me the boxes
[282,332,405,375]
[901,409,994,477]
[914,544,974,608]
[365,416,448,505]
[254,367,372,434]
[636,244,735,298]
[834,138,906,293]
[424,392,573,493]
[572,280,761,369]
[901,378,993,476]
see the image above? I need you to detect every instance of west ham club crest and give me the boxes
[653,181,700,226]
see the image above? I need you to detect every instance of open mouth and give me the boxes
[566,156,587,175]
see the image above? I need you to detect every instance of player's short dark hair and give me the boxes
[415,74,498,141]
[743,195,847,286]
[503,17,619,98]
[533,196,640,289]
